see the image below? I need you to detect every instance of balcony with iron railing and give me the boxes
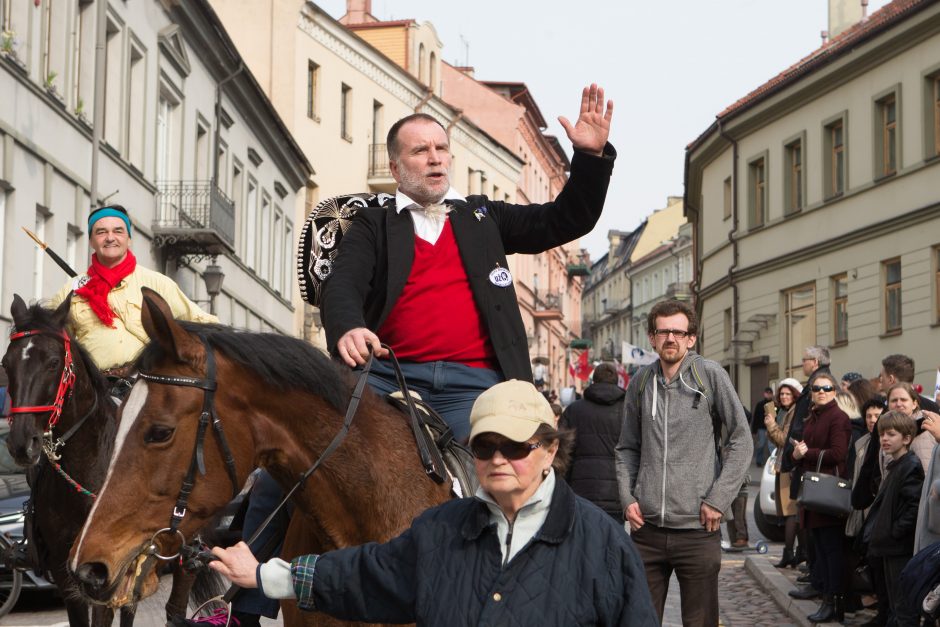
[153,181,236,257]
[533,290,563,321]
[368,143,396,193]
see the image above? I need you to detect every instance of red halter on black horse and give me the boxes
[70,288,454,627]
[2,295,212,627]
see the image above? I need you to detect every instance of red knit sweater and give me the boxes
[377,221,497,369]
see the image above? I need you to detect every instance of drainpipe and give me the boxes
[717,118,740,387]
[213,61,245,188]
[89,0,108,210]
[413,87,433,113]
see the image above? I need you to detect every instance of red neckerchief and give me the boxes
[74,249,137,328]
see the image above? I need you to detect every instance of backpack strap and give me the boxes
[690,355,725,470]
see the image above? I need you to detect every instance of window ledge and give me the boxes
[824,191,845,202]
[342,134,353,144]
[831,340,848,348]
[879,329,903,338]
[874,171,897,183]
[307,114,321,124]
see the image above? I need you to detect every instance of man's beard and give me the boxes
[397,165,449,206]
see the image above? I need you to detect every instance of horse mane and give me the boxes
[16,302,111,401]
[135,322,351,413]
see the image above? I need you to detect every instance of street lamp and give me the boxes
[201,261,225,315]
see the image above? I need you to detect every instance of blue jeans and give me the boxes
[363,359,503,442]
[231,471,287,618]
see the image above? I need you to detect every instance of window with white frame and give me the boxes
[875,91,899,178]
[283,220,293,297]
[259,194,271,279]
[272,210,282,294]
[883,258,902,334]
[126,38,146,171]
[244,178,257,269]
[33,209,51,300]
[195,119,210,182]
[103,15,123,149]
[41,0,68,97]
[74,0,95,117]
[784,283,816,378]
[832,273,848,346]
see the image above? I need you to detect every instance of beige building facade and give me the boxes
[0,0,310,347]
[209,0,523,346]
[583,197,689,362]
[685,0,940,404]
[440,66,583,392]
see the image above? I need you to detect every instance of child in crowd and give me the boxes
[864,411,926,626]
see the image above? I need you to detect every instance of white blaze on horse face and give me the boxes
[21,339,34,361]
[71,380,149,571]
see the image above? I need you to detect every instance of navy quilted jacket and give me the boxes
[291,477,657,626]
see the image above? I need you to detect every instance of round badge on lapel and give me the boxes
[489,266,513,287]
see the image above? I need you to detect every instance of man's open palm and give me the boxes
[559,84,613,156]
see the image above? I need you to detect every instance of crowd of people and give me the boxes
[756,347,940,625]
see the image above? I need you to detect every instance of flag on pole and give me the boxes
[621,341,659,366]
[615,361,629,389]
[569,350,591,381]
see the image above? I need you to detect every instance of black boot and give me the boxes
[807,594,834,623]
[832,594,845,623]
[789,585,822,600]
[793,545,807,568]
[774,548,794,568]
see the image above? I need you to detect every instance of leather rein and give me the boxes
[134,339,449,582]
[7,329,99,465]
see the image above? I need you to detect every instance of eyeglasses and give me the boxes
[653,329,691,339]
[810,385,835,393]
[470,439,541,461]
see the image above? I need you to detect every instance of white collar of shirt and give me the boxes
[395,187,466,245]
[475,470,555,565]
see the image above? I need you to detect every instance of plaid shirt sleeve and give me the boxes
[290,554,320,610]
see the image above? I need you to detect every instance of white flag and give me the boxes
[935,368,940,402]
[622,341,659,366]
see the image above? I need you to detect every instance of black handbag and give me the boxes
[798,450,853,517]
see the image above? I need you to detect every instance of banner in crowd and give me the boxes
[615,361,630,389]
[569,350,591,381]
[621,341,659,366]
[935,368,940,402]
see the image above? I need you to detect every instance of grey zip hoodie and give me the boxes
[615,351,752,529]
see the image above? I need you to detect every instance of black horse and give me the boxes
[2,295,205,626]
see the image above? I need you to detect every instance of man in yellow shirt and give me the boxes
[49,205,217,376]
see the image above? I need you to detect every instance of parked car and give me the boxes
[754,447,786,543]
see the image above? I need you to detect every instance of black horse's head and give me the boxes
[3,294,73,466]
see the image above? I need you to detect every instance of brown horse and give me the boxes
[2,295,210,626]
[70,289,453,626]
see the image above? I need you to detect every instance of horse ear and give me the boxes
[140,287,201,363]
[11,294,28,327]
[51,293,72,328]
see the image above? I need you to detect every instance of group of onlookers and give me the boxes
[760,347,940,625]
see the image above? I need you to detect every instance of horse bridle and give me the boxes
[136,335,241,558]
[7,329,98,462]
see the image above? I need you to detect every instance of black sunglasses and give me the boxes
[811,385,835,393]
[471,439,541,461]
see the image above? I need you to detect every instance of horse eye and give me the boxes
[144,425,174,444]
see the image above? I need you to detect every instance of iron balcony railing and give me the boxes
[369,143,390,178]
[155,181,236,250]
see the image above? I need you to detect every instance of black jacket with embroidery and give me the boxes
[321,145,616,381]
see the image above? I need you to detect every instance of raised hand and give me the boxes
[558,84,613,156]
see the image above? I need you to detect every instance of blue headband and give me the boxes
[88,207,132,236]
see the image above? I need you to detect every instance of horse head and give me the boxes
[70,288,253,607]
[3,294,76,466]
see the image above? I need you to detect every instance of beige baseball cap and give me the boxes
[468,380,556,443]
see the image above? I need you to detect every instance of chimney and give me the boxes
[339,0,377,25]
[828,0,864,39]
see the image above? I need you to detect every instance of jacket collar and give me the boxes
[394,187,465,212]
[461,474,575,545]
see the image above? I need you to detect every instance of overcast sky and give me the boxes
[315,0,892,260]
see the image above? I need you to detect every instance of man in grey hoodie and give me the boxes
[615,300,752,626]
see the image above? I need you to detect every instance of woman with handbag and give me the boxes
[791,373,853,623]
[765,377,804,568]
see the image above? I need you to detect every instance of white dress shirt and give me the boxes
[395,187,466,245]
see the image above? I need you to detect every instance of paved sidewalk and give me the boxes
[745,548,878,627]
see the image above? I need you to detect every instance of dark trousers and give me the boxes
[726,483,749,542]
[811,526,845,595]
[631,524,721,627]
[232,471,286,618]
[882,555,920,626]
[364,359,503,442]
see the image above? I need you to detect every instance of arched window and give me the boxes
[429,51,437,91]
[418,43,427,83]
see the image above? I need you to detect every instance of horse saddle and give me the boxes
[385,391,479,499]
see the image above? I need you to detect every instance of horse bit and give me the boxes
[7,329,98,467]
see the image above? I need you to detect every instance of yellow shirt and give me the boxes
[49,265,218,370]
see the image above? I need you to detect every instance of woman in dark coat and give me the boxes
[791,372,852,623]
[209,380,658,626]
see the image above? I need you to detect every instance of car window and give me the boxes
[0,388,22,474]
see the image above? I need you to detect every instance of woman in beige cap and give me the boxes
[209,380,658,626]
